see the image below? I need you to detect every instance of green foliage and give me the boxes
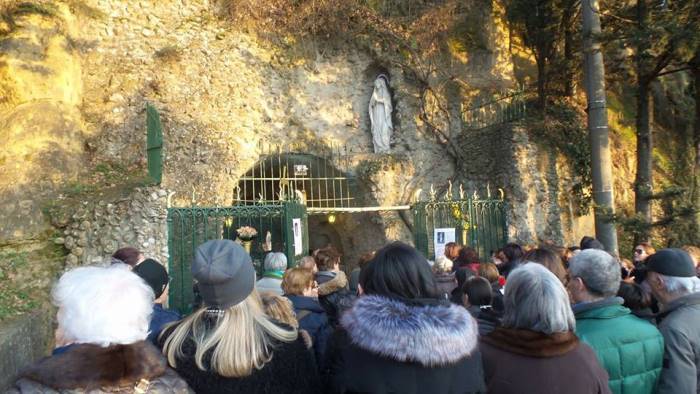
[506,0,561,60]
[505,0,575,105]
[602,0,699,72]
[0,241,65,321]
[528,101,593,215]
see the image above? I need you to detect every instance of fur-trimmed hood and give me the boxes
[341,295,478,366]
[317,270,348,296]
[16,341,171,391]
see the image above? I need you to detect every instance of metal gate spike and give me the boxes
[413,188,422,203]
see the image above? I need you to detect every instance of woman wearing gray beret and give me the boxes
[158,239,321,393]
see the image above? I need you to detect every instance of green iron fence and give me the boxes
[413,197,507,261]
[462,88,533,130]
[167,202,308,314]
[146,103,163,184]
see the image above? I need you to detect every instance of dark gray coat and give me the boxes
[656,291,700,394]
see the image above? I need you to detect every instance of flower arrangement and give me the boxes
[236,226,258,241]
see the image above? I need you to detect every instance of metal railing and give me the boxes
[413,185,507,261]
[462,88,533,130]
[167,202,308,314]
[234,142,356,210]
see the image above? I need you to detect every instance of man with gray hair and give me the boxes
[568,249,664,394]
[256,252,288,295]
[644,248,700,394]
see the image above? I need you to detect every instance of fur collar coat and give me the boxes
[323,294,485,393]
[316,271,356,327]
[8,341,191,393]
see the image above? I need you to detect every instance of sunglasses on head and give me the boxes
[634,249,645,254]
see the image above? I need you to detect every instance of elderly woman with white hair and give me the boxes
[9,265,191,393]
[256,252,288,295]
[480,263,610,394]
[432,255,457,299]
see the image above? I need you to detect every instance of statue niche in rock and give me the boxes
[369,75,393,154]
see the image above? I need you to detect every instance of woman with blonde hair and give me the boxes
[260,293,313,349]
[158,240,320,393]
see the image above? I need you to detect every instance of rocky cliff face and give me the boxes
[0,3,85,240]
[1,0,636,271]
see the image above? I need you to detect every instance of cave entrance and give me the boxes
[233,149,390,267]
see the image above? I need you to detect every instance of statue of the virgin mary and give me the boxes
[369,75,393,154]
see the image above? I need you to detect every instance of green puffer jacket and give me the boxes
[574,298,664,394]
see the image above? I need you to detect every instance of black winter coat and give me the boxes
[158,320,321,394]
[324,295,486,394]
[490,282,505,313]
[286,294,334,367]
[316,270,356,327]
[466,305,502,336]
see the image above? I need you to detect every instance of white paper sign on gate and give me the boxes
[292,218,303,256]
[434,228,456,259]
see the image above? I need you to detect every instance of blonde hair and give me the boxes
[282,267,314,295]
[478,262,500,284]
[160,289,297,377]
[261,293,298,328]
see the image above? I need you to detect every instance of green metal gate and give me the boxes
[413,196,507,261]
[167,202,308,314]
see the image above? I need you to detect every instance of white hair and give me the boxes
[53,264,154,346]
[433,255,453,274]
[660,274,700,295]
[569,249,621,297]
[502,263,575,334]
[264,252,288,271]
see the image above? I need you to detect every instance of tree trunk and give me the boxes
[583,0,619,255]
[634,0,653,244]
[537,56,547,109]
[691,58,700,242]
[634,79,653,243]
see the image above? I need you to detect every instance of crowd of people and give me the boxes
[7,236,700,394]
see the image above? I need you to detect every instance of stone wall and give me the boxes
[0,3,86,241]
[459,123,595,246]
[0,308,54,390]
[57,186,169,267]
[74,0,459,249]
